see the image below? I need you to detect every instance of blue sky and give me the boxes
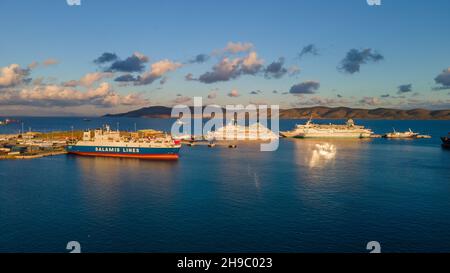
[0,0,449,115]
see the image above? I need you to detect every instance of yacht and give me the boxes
[383,128,419,139]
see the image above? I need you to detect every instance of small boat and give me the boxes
[83,118,91,122]
[0,118,18,125]
[383,128,419,139]
[441,133,450,149]
[173,134,192,141]
[416,134,432,139]
[228,144,237,149]
[175,119,185,126]
[208,141,216,148]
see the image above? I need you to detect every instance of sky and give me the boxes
[0,0,450,116]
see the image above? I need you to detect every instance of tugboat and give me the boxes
[441,133,450,149]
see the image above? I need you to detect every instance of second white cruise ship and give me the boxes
[281,118,374,138]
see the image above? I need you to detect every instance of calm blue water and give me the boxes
[1,117,450,253]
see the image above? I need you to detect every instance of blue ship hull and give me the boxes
[67,144,180,160]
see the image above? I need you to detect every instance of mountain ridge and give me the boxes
[104,106,450,120]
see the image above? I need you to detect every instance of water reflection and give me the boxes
[309,143,337,168]
[70,155,180,215]
[292,138,371,169]
[74,155,179,184]
[291,138,373,209]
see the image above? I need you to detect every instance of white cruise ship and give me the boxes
[281,118,374,138]
[205,120,278,141]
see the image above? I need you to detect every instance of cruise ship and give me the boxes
[205,120,278,141]
[281,118,374,138]
[67,125,181,160]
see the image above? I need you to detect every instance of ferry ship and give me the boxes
[281,118,374,138]
[67,125,181,160]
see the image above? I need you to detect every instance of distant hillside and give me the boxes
[105,106,174,118]
[104,106,450,120]
[279,107,450,120]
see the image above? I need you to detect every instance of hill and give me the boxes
[104,106,450,120]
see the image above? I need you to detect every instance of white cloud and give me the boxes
[0,64,30,88]
[0,82,147,107]
[223,41,254,54]
[79,72,113,87]
[241,51,264,74]
[62,72,114,88]
[133,51,149,62]
[198,52,264,83]
[137,59,182,85]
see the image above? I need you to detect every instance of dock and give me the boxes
[0,131,73,160]
[1,150,68,160]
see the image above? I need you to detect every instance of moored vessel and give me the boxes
[66,125,181,160]
[441,133,450,149]
[0,118,18,126]
[205,120,278,141]
[383,128,419,139]
[281,118,374,138]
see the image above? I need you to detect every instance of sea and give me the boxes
[0,117,450,253]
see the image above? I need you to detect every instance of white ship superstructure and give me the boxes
[281,118,374,138]
[205,120,278,141]
[67,125,181,159]
[75,125,178,148]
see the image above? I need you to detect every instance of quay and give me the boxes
[0,150,67,160]
[0,131,76,160]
